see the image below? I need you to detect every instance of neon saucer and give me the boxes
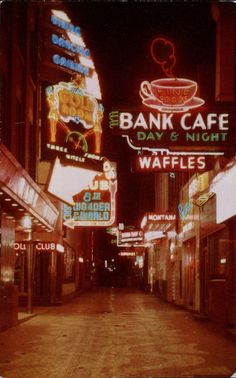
[141,96,205,113]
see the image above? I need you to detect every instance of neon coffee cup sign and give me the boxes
[140,38,204,113]
[109,37,232,158]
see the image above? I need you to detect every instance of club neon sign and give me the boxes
[14,242,64,253]
[45,80,104,156]
[63,160,117,227]
[109,37,232,157]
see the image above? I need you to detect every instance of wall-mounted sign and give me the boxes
[44,80,104,159]
[110,109,231,152]
[141,212,176,236]
[14,242,64,253]
[47,156,103,206]
[119,251,136,257]
[50,12,91,77]
[134,154,208,172]
[42,9,102,100]
[178,221,195,240]
[178,200,192,221]
[188,171,215,207]
[210,160,236,223]
[118,229,144,244]
[63,160,117,227]
[109,37,234,158]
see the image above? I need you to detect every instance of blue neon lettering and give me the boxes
[52,54,90,76]
[52,54,60,64]
[51,15,81,36]
[51,33,91,58]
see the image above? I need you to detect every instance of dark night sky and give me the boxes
[65,2,216,226]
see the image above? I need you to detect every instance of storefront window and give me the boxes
[64,247,75,282]
[209,238,233,278]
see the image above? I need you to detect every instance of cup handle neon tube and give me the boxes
[140,81,153,100]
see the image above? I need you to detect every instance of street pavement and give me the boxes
[0,287,235,378]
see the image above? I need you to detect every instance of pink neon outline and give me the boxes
[151,37,176,78]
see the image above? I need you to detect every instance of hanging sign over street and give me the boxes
[44,80,104,159]
[109,37,234,157]
[63,160,117,227]
[42,9,102,100]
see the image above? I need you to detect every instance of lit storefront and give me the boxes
[0,143,59,330]
[14,241,64,304]
[202,159,236,325]
[174,162,236,325]
[141,212,176,296]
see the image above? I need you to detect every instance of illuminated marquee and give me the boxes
[45,80,104,157]
[63,160,117,227]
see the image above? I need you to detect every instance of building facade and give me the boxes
[144,3,236,327]
[0,2,95,331]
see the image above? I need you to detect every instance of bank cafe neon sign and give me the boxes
[109,37,232,162]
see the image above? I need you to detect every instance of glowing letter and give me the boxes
[180,113,191,130]
[119,112,133,130]
[133,113,148,129]
[219,114,229,130]
[138,156,152,169]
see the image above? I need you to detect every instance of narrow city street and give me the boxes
[0,288,235,378]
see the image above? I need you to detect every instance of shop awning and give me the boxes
[141,212,176,240]
[0,143,59,231]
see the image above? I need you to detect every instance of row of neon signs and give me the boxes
[109,37,234,172]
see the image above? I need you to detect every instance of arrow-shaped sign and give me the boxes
[47,157,102,205]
